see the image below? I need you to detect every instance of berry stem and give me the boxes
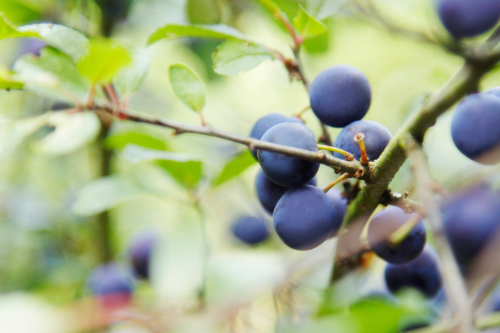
[388,214,421,244]
[294,105,310,119]
[318,145,354,161]
[354,133,369,165]
[323,173,350,193]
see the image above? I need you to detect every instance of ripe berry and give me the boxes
[309,65,371,128]
[368,206,426,264]
[310,65,371,128]
[442,184,500,272]
[485,87,500,99]
[385,248,441,298]
[333,120,392,161]
[326,188,347,237]
[231,216,269,245]
[255,169,316,215]
[273,185,337,250]
[258,123,319,187]
[451,93,500,164]
[249,113,303,159]
[87,263,134,310]
[128,230,158,280]
[437,0,500,38]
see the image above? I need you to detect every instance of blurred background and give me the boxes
[1,0,500,332]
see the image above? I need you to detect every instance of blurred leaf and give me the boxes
[0,113,50,156]
[306,0,346,20]
[169,63,206,112]
[77,38,132,84]
[14,48,89,102]
[293,6,327,39]
[157,160,203,188]
[0,1,43,25]
[206,253,286,305]
[303,31,329,53]
[212,40,275,75]
[213,150,257,186]
[347,299,402,333]
[147,24,251,45]
[120,144,194,163]
[0,65,23,90]
[152,213,204,305]
[120,145,203,188]
[113,49,149,96]
[255,0,289,20]
[187,0,222,24]
[72,176,146,216]
[0,12,37,40]
[18,24,89,62]
[105,130,169,151]
[33,112,101,155]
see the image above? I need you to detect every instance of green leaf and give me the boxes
[212,40,275,75]
[33,112,101,155]
[0,113,51,156]
[292,6,327,39]
[14,47,90,102]
[168,63,206,112]
[113,49,149,95]
[105,129,169,151]
[147,24,250,45]
[0,65,23,90]
[157,159,203,188]
[213,150,257,186]
[18,23,89,62]
[72,176,146,216]
[120,145,203,188]
[77,38,132,84]
[0,12,37,40]
[187,0,222,24]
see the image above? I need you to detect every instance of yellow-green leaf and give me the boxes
[168,63,206,113]
[292,5,327,39]
[77,38,132,84]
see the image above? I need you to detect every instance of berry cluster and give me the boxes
[235,64,393,251]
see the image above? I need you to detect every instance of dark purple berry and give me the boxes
[258,123,319,187]
[273,185,337,250]
[334,120,392,161]
[368,206,426,264]
[232,216,269,245]
[249,113,303,159]
[310,65,371,128]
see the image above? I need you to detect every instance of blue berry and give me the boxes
[442,184,500,272]
[485,87,500,99]
[258,122,319,187]
[232,216,269,245]
[451,93,500,164]
[437,0,500,38]
[326,188,347,237]
[368,206,426,264]
[87,262,134,309]
[249,113,303,159]
[273,185,337,250]
[333,120,392,161]
[255,169,316,215]
[310,65,371,128]
[385,248,442,298]
[128,230,158,280]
